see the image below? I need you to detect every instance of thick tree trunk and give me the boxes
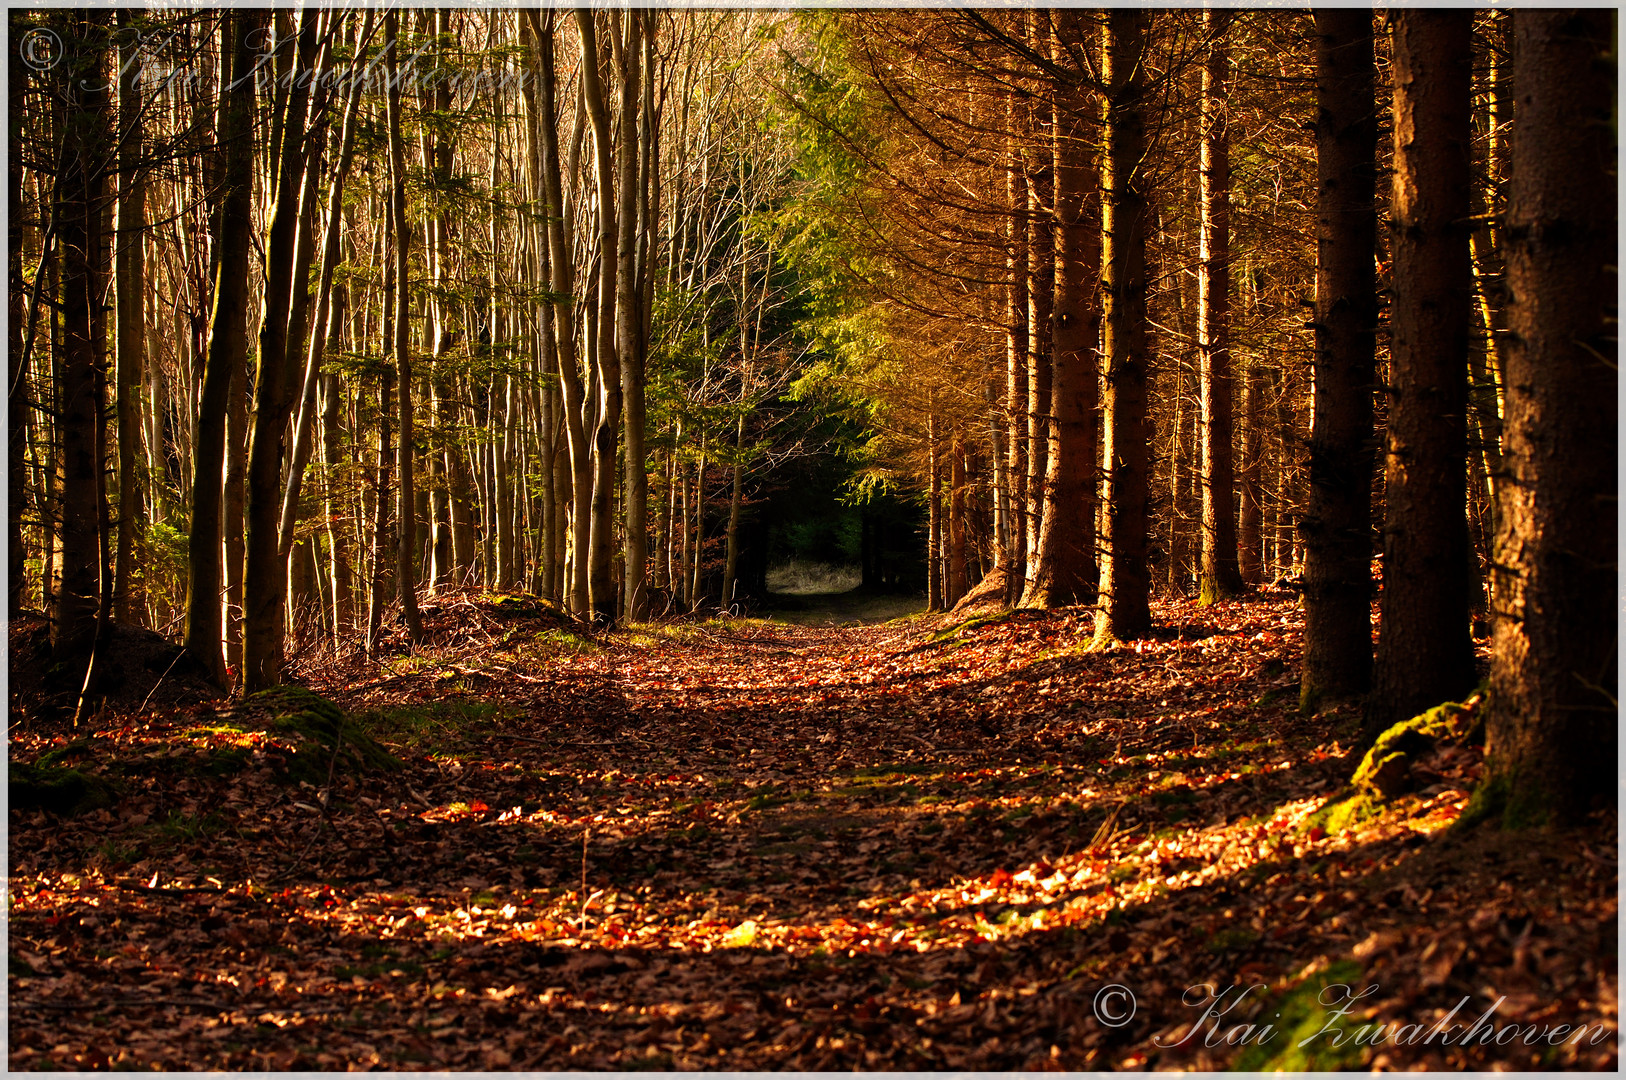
[185,10,255,688]
[1300,9,1379,710]
[1092,9,1151,647]
[1197,9,1243,605]
[1023,7,1098,610]
[1367,10,1477,737]
[1483,9,1616,828]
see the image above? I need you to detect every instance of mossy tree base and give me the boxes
[1306,697,1480,836]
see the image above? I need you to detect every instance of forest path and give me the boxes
[8,597,1615,1069]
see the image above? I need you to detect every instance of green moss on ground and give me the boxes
[238,686,402,781]
[1305,698,1479,837]
[10,761,120,816]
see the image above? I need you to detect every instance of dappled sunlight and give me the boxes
[9,595,1615,1069]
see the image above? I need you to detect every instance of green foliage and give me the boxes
[1230,961,1369,1071]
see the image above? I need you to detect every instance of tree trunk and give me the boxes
[723,412,746,608]
[527,10,594,620]
[1092,9,1151,647]
[618,12,651,620]
[927,410,942,612]
[1482,9,1616,828]
[1024,55,1054,589]
[7,12,26,617]
[114,9,147,625]
[1003,85,1029,592]
[1300,8,1379,710]
[1023,7,1098,609]
[384,10,424,646]
[242,11,321,693]
[52,11,112,667]
[947,433,968,605]
[184,10,255,687]
[1367,10,1477,737]
[1197,9,1243,605]
[579,11,622,628]
[1237,359,1265,584]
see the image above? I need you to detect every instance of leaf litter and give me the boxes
[8,593,1616,1070]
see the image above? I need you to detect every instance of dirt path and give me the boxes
[8,597,1616,1069]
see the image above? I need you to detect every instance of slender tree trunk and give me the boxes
[384,11,423,645]
[1197,9,1243,605]
[366,233,396,656]
[1367,10,1477,737]
[1237,359,1265,584]
[527,10,593,619]
[185,10,255,687]
[947,433,968,605]
[1300,9,1379,710]
[1024,7,1099,609]
[278,11,373,581]
[722,412,746,608]
[52,11,112,667]
[1024,52,1054,586]
[1003,85,1028,593]
[618,12,651,620]
[242,12,321,692]
[7,13,26,617]
[1483,9,1616,828]
[114,10,147,625]
[1092,9,1151,647]
[578,10,622,628]
[927,410,942,612]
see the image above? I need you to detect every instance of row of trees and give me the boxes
[9,8,1613,825]
[779,9,1614,825]
[12,9,812,700]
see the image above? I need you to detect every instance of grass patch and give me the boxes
[356,700,509,754]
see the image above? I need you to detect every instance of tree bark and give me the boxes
[114,9,147,625]
[1300,9,1378,710]
[1022,7,1098,610]
[185,10,256,687]
[242,11,322,692]
[1482,9,1616,828]
[1367,10,1477,736]
[52,11,112,666]
[1092,9,1151,647]
[1197,9,1243,605]
[618,12,651,620]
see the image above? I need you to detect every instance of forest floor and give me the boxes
[8,592,1617,1070]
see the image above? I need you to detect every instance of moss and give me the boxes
[1351,699,1475,798]
[10,761,119,816]
[1230,960,1368,1071]
[240,686,401,780]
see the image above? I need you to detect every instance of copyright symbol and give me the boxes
[19,28,62,72]
[1093,983,1136,1028]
